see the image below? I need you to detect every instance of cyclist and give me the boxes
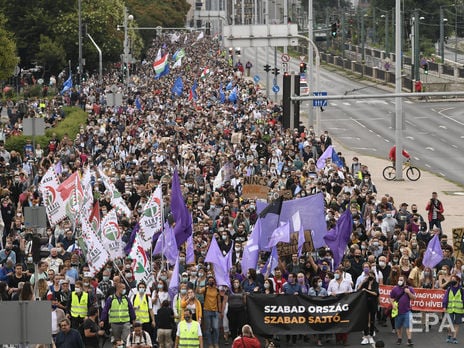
[389,146,410,166]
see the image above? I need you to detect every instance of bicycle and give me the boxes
[382,159,421,181]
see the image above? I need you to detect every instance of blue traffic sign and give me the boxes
[253,75,260,83]
[272,85,280,93]
[313,92,328,107]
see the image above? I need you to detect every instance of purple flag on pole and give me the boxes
[124,223,139,254]
[171,169,193,247]
[265,221,291,249]
[323,209,353,269]
[316,145,334,170]
[241,218,261,276]
[297,224,305,257]
[257,193,327,249]
[423,234,444,268]
[186,234,195,264]
[153,222,179,265]
[168,257,180,300]
[205,237,233,289]
[261,246,278,277]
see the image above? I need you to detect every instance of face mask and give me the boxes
[52,305,57,310]
[235,247,241,251]
[103,276,110,282]
[75,287,82,293]
[179,257,185,262]
[208,281,214,286]
[322,266,328,272]
[373,242,379,247]
[222,235,227,240]
[379,261,386,267]
[160,276,167,281]
[397,281,404,287]
[317,281,323,287]
[125,272,132,278]
[450,280,457,287]
[412,209,418,214]
[184,315,191,321]
[56,247,62,253]
[139,288,146,294]
[182,277,188,282]
[27,257,33,263]
[334,273,340,280]
[121,289,126,295]
[297,277,305,283]
[393,235,398,240]
[393,258,399,263]
[83,282,90,287]
[363,268,370,274]
[264,283,270,289]
[424,272,430,277]
[157,284,163,290]
[198,273,204,278]
[361,245,367,250]
[180,289,187,295]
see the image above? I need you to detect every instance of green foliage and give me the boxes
[0,13,19,81]
[5,107,87,154]
[36,35,67,76]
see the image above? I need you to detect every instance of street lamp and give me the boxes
[411,11,425,81]
[380,13,389,53]
[119,7,134,84]
[440,7,448,62]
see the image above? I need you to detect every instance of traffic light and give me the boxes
[423,63,429,75]
[264,64,271,72]
[272,67,280,76]
[299,62,307,73]
[205,22,211,36]
[331,23,337,38]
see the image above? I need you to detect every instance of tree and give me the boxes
[0,14,19,81]
[35,35,67,78]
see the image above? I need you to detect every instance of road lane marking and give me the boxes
[351,118,366,128]
[406,136,415,140]
[425,164,431,168]
[425,147,435,151]
[438,108,464,126]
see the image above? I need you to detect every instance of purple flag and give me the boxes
[265,221,291,249]
[171,169,193,247]
[124,223,140,254]
[423,234,444,269]
[168,257,180,300]
[257,193,328,249]
[205,237,233,288]
[261,246,278,277]
[55,161,62,174]
[241,219,261,276]
[316,145,334,170]
[323,209,353,269]
[186,234,195,264]
[153,222,179,265]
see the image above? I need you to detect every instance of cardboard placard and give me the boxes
[277,230,314,257]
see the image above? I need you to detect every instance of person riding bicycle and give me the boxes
[389,146,410,166]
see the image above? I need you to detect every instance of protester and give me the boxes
[390,276,416,346]
[55,318,84,348]
[442,275,464,344]
[231,324,261,348]
[175,308,203,348]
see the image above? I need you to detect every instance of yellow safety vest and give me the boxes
[70,292,88,318]
[109,296,131,323]
[446,288,464,314]
[178,320,200,348]
[133,294,150,323]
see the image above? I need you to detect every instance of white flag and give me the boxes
[98,168,132,217]
[172,57,182,69]
[129,235,152,286]
[139,185,163,250]
[81,219,110,275]
[196,31,204,41]
[100,209,125,259]
[38,166,67,225]
[80,166,94,220]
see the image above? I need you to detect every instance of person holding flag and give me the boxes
[442,274,464,344]
[130,281,155,342]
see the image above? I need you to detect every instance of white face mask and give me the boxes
[397,280,404,287]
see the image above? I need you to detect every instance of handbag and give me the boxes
[437,212,445,221]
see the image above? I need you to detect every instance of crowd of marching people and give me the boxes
[0,30,463,348]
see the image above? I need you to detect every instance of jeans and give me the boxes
[204,310,219,345]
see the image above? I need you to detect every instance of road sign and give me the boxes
[300,55,306,62]
[272,85,280,93]
[281,53,290,62]
[281,62,289,72]
[253,75,260,83]
[313,92,328,107]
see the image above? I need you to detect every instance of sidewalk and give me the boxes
[333,139,464,240]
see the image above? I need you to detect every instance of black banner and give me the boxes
[246,292,368,335]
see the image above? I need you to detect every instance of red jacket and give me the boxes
[425,199,444,222]
[232,336,261,348]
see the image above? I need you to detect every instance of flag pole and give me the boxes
[113,260,131,289]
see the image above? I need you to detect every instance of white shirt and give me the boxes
[327,279,352,295]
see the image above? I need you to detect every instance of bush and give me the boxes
[5,106,88,155]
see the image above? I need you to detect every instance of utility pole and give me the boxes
[394,0,404,180]
[78,0,83,84]
[440,7,445,62]
[308,0,314,130]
